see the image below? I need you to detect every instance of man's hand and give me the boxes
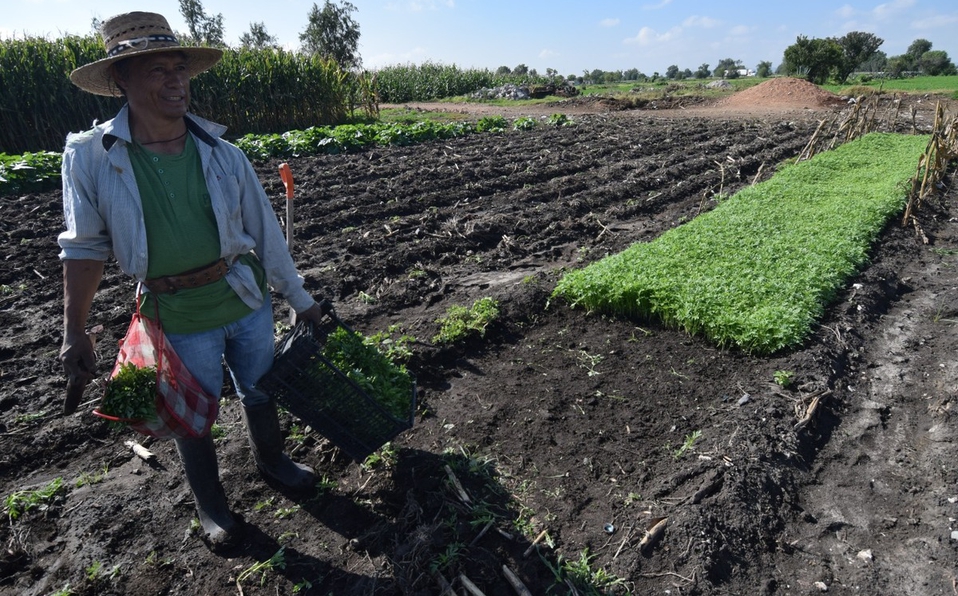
[60,331,97,414]
[61,259,104,415]
[294,298,334,327]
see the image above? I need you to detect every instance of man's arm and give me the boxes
[61,259,104,413]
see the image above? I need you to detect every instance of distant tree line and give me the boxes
[780,32,956,84]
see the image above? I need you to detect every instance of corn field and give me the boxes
[0,36,373,154]
[372,61,542,104]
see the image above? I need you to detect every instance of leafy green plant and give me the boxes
[774,370,795,388]
[310,475,338,497]
[75,466,109,488]
[368,325,416,363]
[0,151,61,196]
[48,584,74,596]
[474,115,508,133]
[432,297,500,344]
[209,423,226,440]
[576,350,603,377]
[274,505,301,519]
[14,411,46,424]
[513,116,538,131]
[145,551,174,568]
[236,548,286,588]
[547,113,572,127]
[362,442,398,470]
[293,579,314,593]
[543,549,627,595]
[99,363,157,421]
[84,562,102,582]
[322,327,414,420]
[4,477,65,519]
[428,542,464,573]
[673,430,703,459]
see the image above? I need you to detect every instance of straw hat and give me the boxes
[70,11,223,96]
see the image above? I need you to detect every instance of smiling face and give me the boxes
[112,52,191,127]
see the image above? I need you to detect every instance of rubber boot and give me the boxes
[242,401,316,490]
[174,434,242,550]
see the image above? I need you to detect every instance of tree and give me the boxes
[300,1,361,69]
[919,50,957,75]
[713,57,743,78]
[756,61,773,78]
[178,0,225,46]
[513,63,529,76]
[858,50,887,73]
[782,35,842,84]
[907,39,933,61]
[666,64,680,79]
[496,66,511,76]
[694,63,711,79]
[623,68,641,81]
[681,68,693,79]
[239,22,278,50]
[834,31,883,83]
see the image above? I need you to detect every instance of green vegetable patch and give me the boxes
[321,327,413,420]
[553,132,929,355]
[99,363,158,421]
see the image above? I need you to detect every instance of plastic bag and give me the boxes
[94,302,218,440]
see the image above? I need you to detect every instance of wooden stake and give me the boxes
[502,565,533,596]
[459,574,487,596]
[443,465,471,505]
[522,529,549,558]
[639,517,668,554]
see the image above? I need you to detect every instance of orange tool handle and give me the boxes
[279,163,294,200]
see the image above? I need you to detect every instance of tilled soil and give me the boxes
[1,86,957,596]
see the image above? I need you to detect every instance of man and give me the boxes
[58,12,327,550]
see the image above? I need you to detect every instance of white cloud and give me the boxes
[389,0,455,12]
[873,0,916,20]
[683,15,721,28]
[643,0,673,9]
[600,18,620,28]
[539,49,559,59]
[625,25,681,46]
[836,4,856,18]
[728,25,751,36]
[910,14,958,30]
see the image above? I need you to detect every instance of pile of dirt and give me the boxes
[718,77,848,110]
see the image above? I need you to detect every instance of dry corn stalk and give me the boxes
[903,101,958,226]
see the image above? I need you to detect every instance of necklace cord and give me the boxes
[139,130,188,146]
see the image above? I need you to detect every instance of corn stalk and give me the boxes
[902,101,958,229]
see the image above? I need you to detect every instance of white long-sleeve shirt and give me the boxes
[58,105,315,314]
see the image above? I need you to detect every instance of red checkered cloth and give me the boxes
[96,306,218,440]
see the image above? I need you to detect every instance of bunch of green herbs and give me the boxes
[99,363,158,421]
[321,327,413,420]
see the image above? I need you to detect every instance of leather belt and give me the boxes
[143,257,235,295]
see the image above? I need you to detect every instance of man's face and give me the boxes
[114,52,191,123]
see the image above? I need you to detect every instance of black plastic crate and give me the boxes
[257,314,416,462]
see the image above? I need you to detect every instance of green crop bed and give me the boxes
[553,133,929,354]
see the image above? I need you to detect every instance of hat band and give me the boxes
[107,34,178,58]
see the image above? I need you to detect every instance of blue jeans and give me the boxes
[164,299,275,408]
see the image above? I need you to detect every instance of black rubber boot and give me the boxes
[242,401,316,490]
[174,434,242,550]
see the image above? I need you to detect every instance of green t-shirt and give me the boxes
[129,135,265,334]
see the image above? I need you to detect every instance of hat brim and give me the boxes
[70,47,223,97]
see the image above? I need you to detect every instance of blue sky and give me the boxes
[4,0,957,75]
